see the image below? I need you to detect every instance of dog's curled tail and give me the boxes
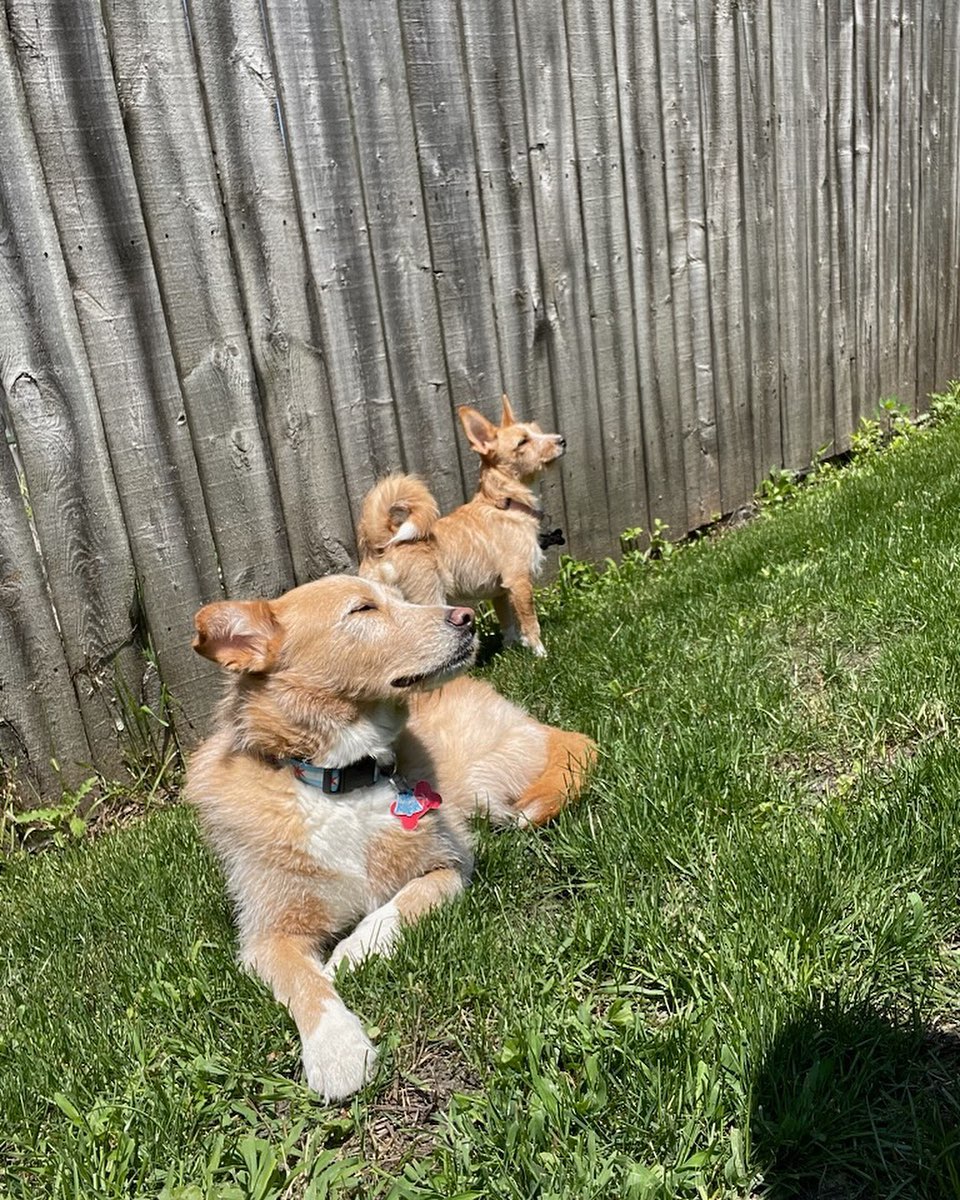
[357,473,440,557]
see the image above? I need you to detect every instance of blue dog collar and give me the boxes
[281,755,392,795]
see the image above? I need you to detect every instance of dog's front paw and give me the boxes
[322,903,401,978]
[524,638,547,658]
[302,1001,378,1101]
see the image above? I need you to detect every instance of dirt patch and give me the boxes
[355,1037,482,1180]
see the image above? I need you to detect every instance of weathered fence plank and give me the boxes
[657,0,723,529]
[852,0,881,425]
[917,0,944,407]
[805,0,835,458]
[510,0,613,555]
[0,440,93,795]
[0,10,140,779]
[99,0,294,598]
[399,0,505,489]
[560,0,650,542]
[336,0,468,513]
[735,0,782,480]
[458,0,565,531]
[940,3,960,386]
[697,0,754,513]
[825,0,857,444]
[7,0,223,733]
[769,2,814,470]
[614,0,688,536]
[184,0,357,578]
[873,0,899,413]
[897,1,922,405]
[262,0,404,503]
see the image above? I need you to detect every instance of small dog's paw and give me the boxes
[322,904,401,978]
[525,639,547,658]
[302,1001,378,1101]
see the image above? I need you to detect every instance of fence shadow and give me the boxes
[751,999,960,1198]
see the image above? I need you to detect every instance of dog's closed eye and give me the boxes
[350,602,378,614]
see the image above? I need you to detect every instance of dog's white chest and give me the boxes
[294,780,395,879]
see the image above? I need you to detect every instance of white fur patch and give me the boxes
[387,518,420,545]
[301,999,378,1101]
[321,703,405,768]
[323,900,401,976]
[292,778,396,919]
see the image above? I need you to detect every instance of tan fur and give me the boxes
[185,575,594,1102]
[355,474,439,558]
[357,394,566,656]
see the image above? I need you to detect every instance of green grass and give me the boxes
[4,399,960,1197]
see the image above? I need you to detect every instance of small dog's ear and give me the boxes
[458,405,498,454]
[192,599,281,673]
[500,393,517,427]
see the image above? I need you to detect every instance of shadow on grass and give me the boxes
[474,627,504,668]
[752,999,960,1198]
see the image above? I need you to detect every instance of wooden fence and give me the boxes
[1,0,959,797]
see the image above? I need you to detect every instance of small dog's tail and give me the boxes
[357,474,440,557]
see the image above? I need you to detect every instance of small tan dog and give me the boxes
[185,575,594,1101]
[357,395,565,656]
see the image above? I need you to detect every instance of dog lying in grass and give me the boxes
[186,575,594,1101]
[357,394,565,656]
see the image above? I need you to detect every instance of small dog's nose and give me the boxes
[446,606,474,629]
[556,435,566,448]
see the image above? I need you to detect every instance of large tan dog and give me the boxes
[185,575,594,1101]
[357,395,565,656]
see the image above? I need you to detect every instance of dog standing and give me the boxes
[185,575,594,1101]
[357,395,565,656]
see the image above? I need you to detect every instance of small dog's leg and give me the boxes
[242,932,376,1102]
[504,577,546,657]
[513,729,596,826]
[323,867,465,976]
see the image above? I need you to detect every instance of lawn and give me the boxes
[3,401,960,1198]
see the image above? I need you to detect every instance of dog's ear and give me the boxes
[192,599,281,673]
[500,393,517,427]
[458,405,498,454]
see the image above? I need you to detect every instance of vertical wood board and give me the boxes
[398,0,505,492]
[101,0,294,598]
[696,0,754,513]
[614,0,689,535]
[655,0,723,528]
[0,437,94,793]
[734,0,783,479]
[510,0,612,555]
[264,0,405,503]
[457,0,567,532]
[7,0,224,732]
[560,0,650,541]
[184,0,357,579]
[0,10,142,777]
[336,0,466,513]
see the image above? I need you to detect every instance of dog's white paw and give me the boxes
[525,639,547,658]
[322,903,401,978]
[302,1001,378,1101]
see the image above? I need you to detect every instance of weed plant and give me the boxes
[2,385,960,1197]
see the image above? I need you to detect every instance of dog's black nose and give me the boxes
[446,606,474,629]
[556,435,566,448]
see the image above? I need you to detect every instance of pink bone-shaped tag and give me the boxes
[389,780,442,830]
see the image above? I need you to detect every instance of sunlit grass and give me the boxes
[3,395,960,1197]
